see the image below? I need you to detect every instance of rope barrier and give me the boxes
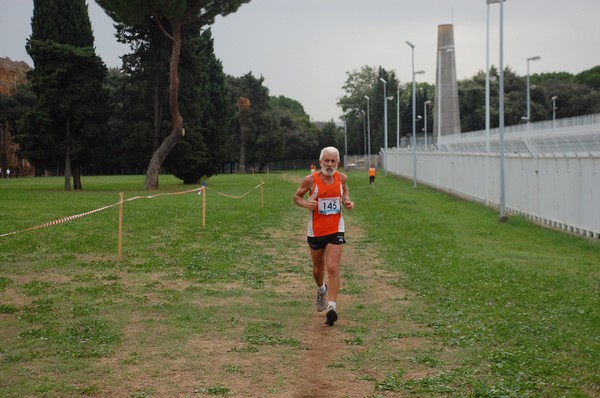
[201,181,265,227]
[0,201,123,238]
[0,187,203,238]
[124,187,203,202]
[205,183,262,199]
[2,180,266,261]
[0,182,265,238]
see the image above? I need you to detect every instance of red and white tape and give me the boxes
[0,187,203,238]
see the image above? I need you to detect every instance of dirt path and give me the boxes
[266,215,425,398]
[91,206,438,397]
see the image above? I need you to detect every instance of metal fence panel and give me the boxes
[383,114,600,238]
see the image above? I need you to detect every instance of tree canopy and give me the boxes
[96,0,251,189]
[338,64,600,156]
[24,0,107,190]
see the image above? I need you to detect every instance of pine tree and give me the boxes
[96,0,251,190]
[24,0,106,190]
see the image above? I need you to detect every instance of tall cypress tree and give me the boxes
[23,0,106,190]
[30,0,94,47]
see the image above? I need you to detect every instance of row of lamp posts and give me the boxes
[359,42,437,188]
[354,0,551,223]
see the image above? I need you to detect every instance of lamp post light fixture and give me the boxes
[424,100,431,148]
[552,95,558,127]
[487,0,507,222]
[437,45,454,145]
[361,110,366,156]
[343,117,348,169]
[485,1,492,155]
[380,78,389,175]
[484,2,502,207]
[386,96,395,149]
[412,70,425,177]
[526,55,541,124]
[485,1,502,154]
[405,40,417,187]
[406,40,425,188]
[396,86,402,148]
[364,95,371,168]
[499,0,507,222]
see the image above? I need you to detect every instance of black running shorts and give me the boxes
[307,232,346,250]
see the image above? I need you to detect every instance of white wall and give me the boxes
[383,115,600,238]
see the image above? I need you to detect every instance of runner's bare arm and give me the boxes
[293,175,317,211]
[339,173,355,210]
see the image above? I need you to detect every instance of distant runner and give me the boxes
[369,164,376,188]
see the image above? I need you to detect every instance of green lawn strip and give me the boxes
[0,173,598,397]
[0,173,309,396]
[350,172,600,397]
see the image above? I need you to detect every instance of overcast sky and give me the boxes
[2,0,599,122]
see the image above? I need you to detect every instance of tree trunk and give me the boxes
[239,140,246,173]
[237,98,250,174]
[153,74,163,152]
[145,18,184,190]
[64,117,72,191]
[73,166,82,190]
[0,124,5,162]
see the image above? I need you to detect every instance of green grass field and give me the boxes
[0,172,598,397]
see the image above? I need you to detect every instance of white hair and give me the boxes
[319,146,339,161]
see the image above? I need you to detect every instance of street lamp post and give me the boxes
[552,96,558,127]
[361,110,366,156]
[526,55,541,124]
[437,45,453,145]
[396,86,401,148]
[485,1,493,206]
[406,40,426,188]
[487,0,508,221]
[380,78,388,175]
[405,40,417,187]
[499,0,507,222]
[343,118,348,169]
[486,0,508,222]
[424,100,431,148]
[413,71,424,172]
[364,95,371,168]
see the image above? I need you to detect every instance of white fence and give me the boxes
[382,114,600,239]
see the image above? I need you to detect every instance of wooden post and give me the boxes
[202,183,206,228]
[118,192,123,261]
[260,180,264,208]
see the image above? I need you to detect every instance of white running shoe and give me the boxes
[325,305,338,326]
[315,284,327,312]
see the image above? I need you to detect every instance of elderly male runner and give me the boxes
[293,146,354,325]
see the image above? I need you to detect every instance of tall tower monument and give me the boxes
[434,24,461,146]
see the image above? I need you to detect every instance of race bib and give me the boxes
[318,197,341,215]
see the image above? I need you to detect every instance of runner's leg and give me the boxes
[310,248,326,287]
[323,243,343,303]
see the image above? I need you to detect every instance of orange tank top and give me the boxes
[307,172,345,237]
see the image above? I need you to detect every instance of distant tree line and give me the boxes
[1,0,598,189]
[338,65,600,157]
